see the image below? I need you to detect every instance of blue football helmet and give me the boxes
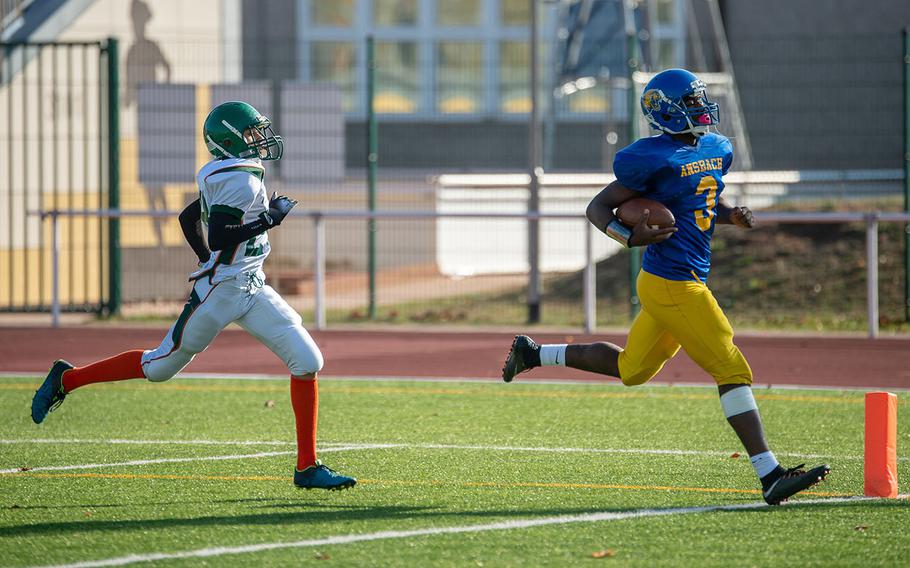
[640,69,719,137]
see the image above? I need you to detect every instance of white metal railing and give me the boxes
[33,209,910,338]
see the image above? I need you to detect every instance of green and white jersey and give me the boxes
[192,157,271,283]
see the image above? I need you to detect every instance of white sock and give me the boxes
[750,451,780,479]
[539,344,567,366]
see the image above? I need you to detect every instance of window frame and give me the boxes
[297,0,688,122]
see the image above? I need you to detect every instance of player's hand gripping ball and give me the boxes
[616,198,675,229]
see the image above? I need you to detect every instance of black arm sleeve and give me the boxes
[178,199,211,263]
[207,211,270,252]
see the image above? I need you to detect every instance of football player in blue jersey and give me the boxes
[502,69,829,505]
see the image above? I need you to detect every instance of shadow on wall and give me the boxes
[126,0,172,246]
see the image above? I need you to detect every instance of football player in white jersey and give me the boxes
[31,101,355,490]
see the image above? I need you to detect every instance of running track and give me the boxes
[1,327,909,389]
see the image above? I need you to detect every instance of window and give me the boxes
[500,0,529,25]
[437,0,480,26]
[567,84,609,114]
[656,38,676,70]
[499,41,529,113]
[311,42,357,111]
[374,0,418,26]
[437,42,483,113]
[312,0,355,27]
[375,41,419,112]
[301,0,664,119]
[655,0,675,25]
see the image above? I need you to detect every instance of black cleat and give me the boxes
[31,360,73,424]
[762,463,830,505]
[501,335,540,383]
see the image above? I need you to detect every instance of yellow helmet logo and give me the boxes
[643,89,663,112]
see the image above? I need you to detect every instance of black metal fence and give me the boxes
[4,24,909,332]
[0,40,117,314]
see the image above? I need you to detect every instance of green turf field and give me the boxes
[1,377,908,567]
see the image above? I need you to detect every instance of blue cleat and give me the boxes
[31,360,73,424]
[294,460,356,490]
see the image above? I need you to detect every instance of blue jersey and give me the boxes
[613,132,733,282]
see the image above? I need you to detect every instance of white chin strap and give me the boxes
[652,124,709,138]
[684,116,710,136]
[647,116,709,138]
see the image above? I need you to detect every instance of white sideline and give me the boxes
[2,439,906,471]
[4,370,910,392]
[31,496,885,568]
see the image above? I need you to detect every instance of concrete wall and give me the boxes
[721,0,910,170]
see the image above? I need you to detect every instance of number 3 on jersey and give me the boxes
[694,176,718,231]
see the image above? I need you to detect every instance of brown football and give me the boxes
[616,197,675,229]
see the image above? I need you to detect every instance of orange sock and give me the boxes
[290,375,318,470]
[61,350,145,393]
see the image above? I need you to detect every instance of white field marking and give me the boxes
[0,451,293,475]
[308,376,910,393]
[409,442,907,463]
[0,439,335,447]
[2,439,906,468]
[327,442,910,463]
[4,371,910,392]
[31,496,896,568]
[0,445,393,475]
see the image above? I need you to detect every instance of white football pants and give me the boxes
[141,272,323,381]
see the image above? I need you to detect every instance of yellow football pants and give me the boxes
[617,270,753,387]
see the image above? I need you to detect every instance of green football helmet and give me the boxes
[203,101,284,160]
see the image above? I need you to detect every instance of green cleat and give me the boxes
[31,360,73,424]
[501,335,540,383]
[762,463,830,505]
[294,460,356,490]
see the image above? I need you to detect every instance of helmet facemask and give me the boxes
[677,88,719,136]
[241,120,284,160]
[642,77,720,138]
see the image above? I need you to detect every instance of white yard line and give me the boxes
[0,439,843,463]
[375,442,889,462]
[0,438,910,474]
[0,445,393,475]
[4,371,909,392]
[1,438,295,447]
[31,496,889,568]
[0,451,294,474]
